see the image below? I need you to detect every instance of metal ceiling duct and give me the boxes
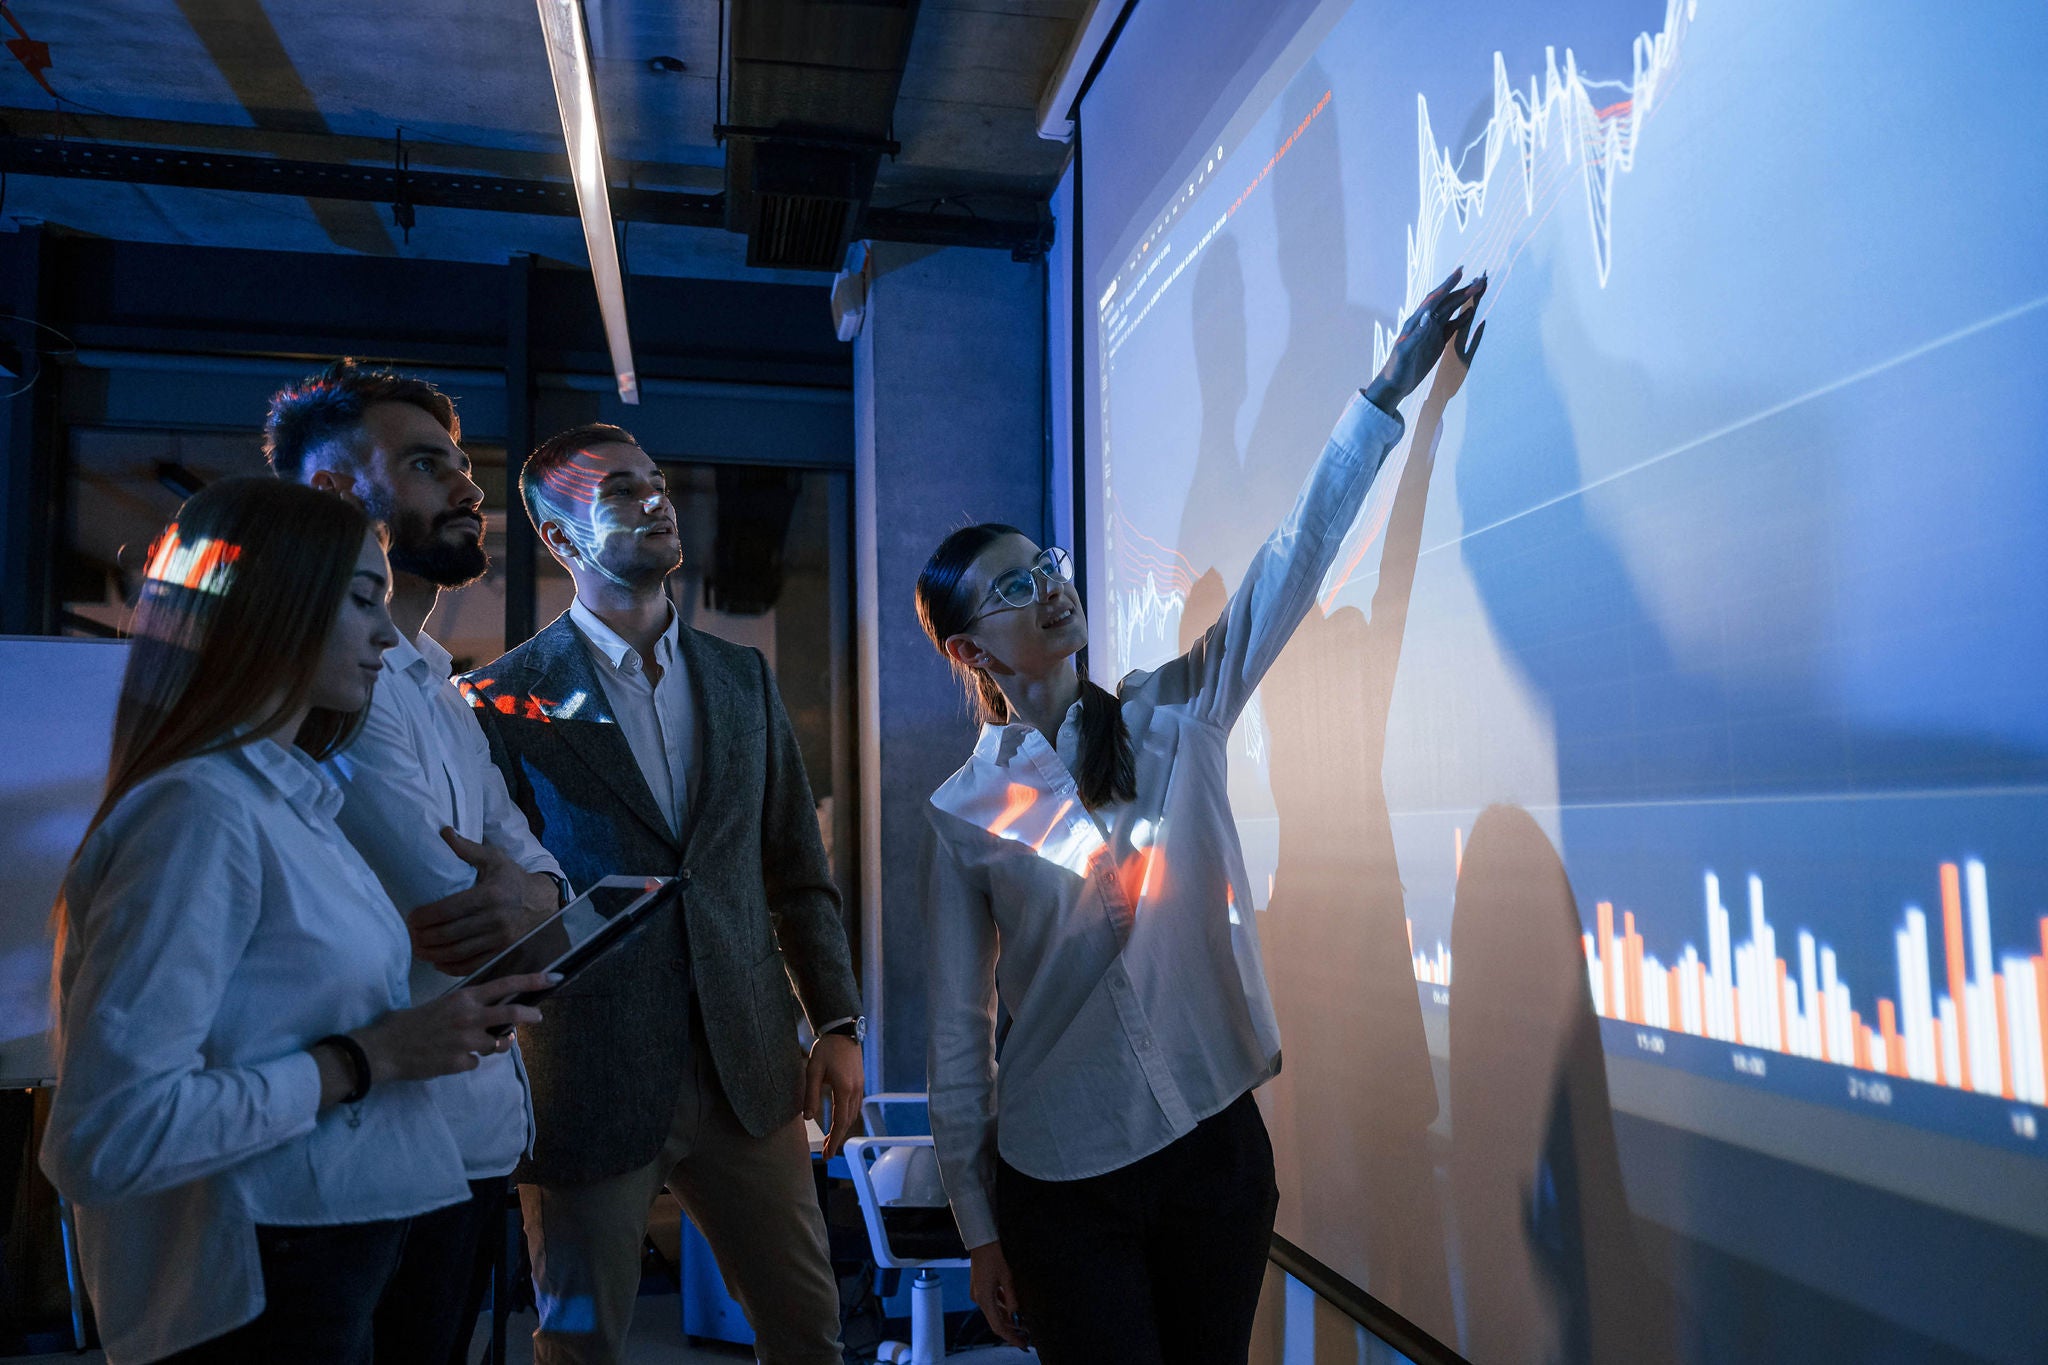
[721,0,923,271]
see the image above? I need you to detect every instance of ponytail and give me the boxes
[1073,654,1136,808]
[916,523,1137,809]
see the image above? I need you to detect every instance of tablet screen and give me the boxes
[458,876,670,990]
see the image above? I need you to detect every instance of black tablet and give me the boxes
[454,874,676,1027]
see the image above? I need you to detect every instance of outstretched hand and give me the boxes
[1363,266,1488,414]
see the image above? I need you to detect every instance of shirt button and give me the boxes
[1137,1036,1154,1052]
[679,869,692,885]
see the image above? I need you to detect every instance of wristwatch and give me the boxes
[823,1016,867,1044]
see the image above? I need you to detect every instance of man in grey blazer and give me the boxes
[462,423,863,1365]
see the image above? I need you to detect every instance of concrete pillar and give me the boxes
[854,243,1046,1091]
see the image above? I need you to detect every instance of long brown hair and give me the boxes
[53,478,380,959]
[915,523,1135,808]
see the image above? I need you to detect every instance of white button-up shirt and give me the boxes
[328,628,566,1179]
[924,394,1403,1249]
[43,740,470,1365]
[569,597,700,837]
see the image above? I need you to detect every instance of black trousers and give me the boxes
[996,1089,1280,1365]
[159,1217,410,1364]
[374,1177,506,1365]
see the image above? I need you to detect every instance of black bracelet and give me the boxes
[315,1034,373,1105]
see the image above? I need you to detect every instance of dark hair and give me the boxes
[54,478,381,978]
[521,423,641,533]
[264,358,460,482]
[915,523,1135,808]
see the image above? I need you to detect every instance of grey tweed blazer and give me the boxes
[461,612,860,1187]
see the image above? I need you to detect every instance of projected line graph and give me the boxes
[1374,0,1697,373]
[1409,840,2048,1109]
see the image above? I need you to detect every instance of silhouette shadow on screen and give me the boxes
[1448,803,1678,1365]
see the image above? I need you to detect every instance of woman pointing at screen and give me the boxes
[915,268,1486,1362]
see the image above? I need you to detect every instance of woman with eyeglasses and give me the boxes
[914,270,1487,1363]
[41,477,556,1365]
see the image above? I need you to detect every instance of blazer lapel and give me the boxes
[673,624,751,855]
[526,617,680,853]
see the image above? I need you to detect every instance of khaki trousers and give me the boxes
[518,1041,841,1365]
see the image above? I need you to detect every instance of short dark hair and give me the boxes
[264,358,460,482]
[521,423,641,532]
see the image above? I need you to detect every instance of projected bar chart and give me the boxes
[1410,850,2048,1108]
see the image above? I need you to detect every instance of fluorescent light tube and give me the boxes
[536,0,639,404]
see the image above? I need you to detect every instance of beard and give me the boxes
[368,492,490,588]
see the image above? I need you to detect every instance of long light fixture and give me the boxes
[535,0,639,403]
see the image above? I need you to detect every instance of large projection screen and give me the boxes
[1076,1,2048,1360]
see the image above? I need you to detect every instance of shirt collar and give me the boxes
[569,596,679,677]
[232,735,344,822]
[381,628,438,684]
[973,695,1088,778]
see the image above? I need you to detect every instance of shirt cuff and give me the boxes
[1345,388,1408,451]
[270,1049,327,1134]
[951,1186,1000,1251]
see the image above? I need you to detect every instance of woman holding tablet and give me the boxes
[917,270,1486,1363]
[42,477,554,1365]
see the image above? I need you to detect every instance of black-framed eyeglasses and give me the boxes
[967,546,1073,623]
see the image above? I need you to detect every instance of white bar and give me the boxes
[1940,995,1961,1088]
[1906,909,1936,1082]
[1821,947,1842,1062]
[1897,928,1924,1080]
[1708,874,1733,1041]
[2003,957,2040,1104]
[1798,932,1820,1061]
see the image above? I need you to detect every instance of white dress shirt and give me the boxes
[924,393,1404,1249]
[43,739,470,1364]
[328,628,567,1179]
[569,597,701,837]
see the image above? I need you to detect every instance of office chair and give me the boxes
[844,1135,968,1365]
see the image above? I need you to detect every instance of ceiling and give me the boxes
[0,0,1083,280]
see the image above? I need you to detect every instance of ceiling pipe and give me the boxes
[535,0,639,403]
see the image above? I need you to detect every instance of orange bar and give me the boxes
[1995,976,2015,1100]
[1596,902,1614,1016]
[1932,1017,1946,1086]
[1734,987,1745,1045]
[1941,863,1971,1090]
[1778,959,1794,1054]
[1879,999,1901,1077]
[1694,961,1708,1037]
[1622,912,1637,1021]
[1851,1009,1866,1069]
[1667,969,1683,1033]
[1627,920,1644,1024]
[1819,983,1832,1061]
[1406,918,1415,956]
[1454,827,1464,880]
[2035,954,2048,1101]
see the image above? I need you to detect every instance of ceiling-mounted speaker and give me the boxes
[830,240,871,341]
